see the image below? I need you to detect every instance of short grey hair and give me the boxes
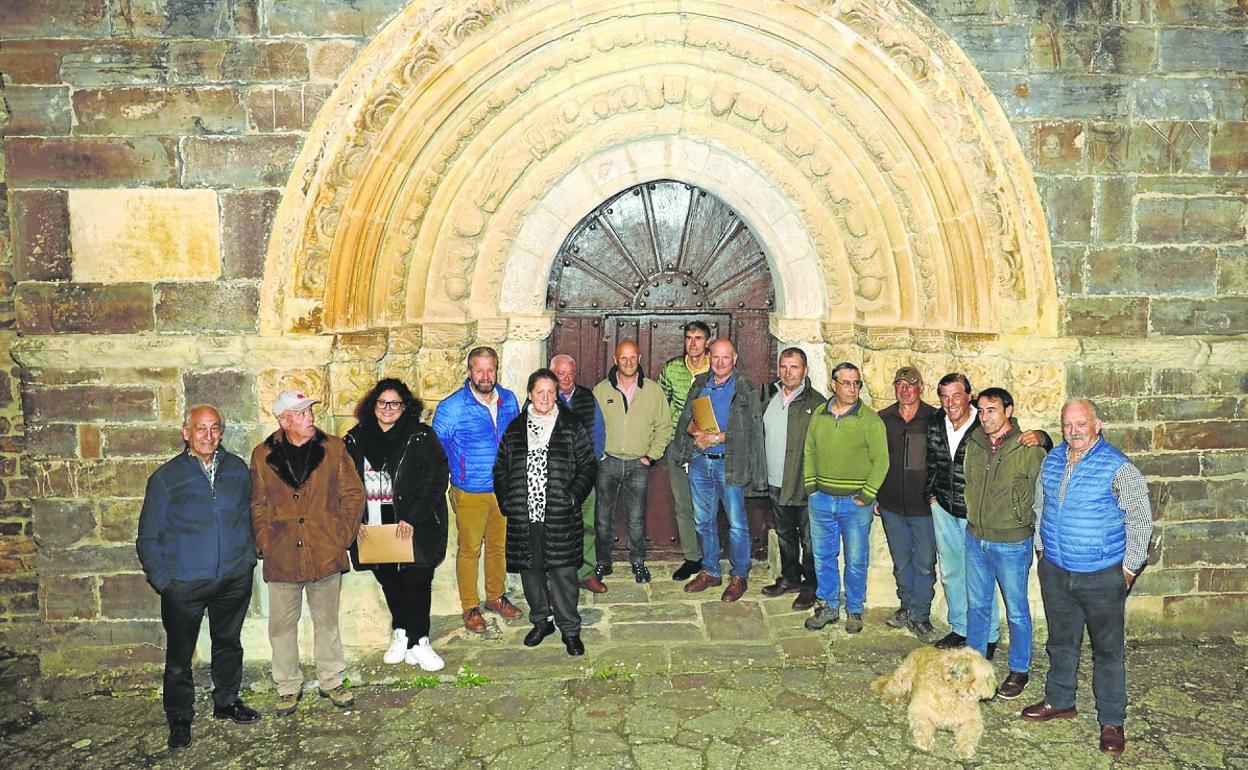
[549,353,576,369]
[183,404,224,428]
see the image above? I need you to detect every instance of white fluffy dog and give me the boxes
[872,645,998,758]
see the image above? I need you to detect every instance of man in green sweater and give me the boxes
[657,321,712,580]
[802,362,889,633]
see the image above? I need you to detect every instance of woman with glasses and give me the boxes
[344,378,449,670]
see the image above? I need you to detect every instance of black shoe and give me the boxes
[167,720,192,751]
[934,631,967,649]
[987,641,997,661]
[632,562,652,583]
[671,559,701,581]
[212,700,261,724]
[593,563,612,579]
[562,634,585,656]
[523,619,556,647]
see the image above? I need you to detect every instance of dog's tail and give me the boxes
[873,652,919,700]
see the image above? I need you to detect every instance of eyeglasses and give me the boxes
[376,400,405,411]
[834,379,863,388]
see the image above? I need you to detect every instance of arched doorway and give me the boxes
[547,179,777,556]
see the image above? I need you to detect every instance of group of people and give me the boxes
[135,322,1152,758]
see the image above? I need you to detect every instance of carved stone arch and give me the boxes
[262,0,1063,414]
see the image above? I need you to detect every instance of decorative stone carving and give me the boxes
[415,348,467,400]
[257,368,326,422]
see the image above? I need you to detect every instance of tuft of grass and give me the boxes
[591,666,633,681]
[454,664,489,688]
[402,675,441,690]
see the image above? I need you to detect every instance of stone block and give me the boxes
[11,189,73,281]
[986,73,1128,120]
[221,190,279,279]
[1152,479,1223,521]
[1198,568,1248,594]
[1049,245,1084,295]
[24,424,78,457]
[2,86,73,135]
[3,0,109,38]
[1161,521,1248,567]
[1104,426,1152,452]
[1219,246,1248,295]
[31,499,96,548]
[112,0,259,38]
[1138,397,1241,422]
[1211,123,1248,175]
[155,281,260,332]
[102,426,186,457]
[4,137,177,187]
[1155,368,1248,395]
[1158,29,1248,73]
[72,87,247,135]
[1029,25,1155,74]
[1086,246,1216,296]
[168,40,308,83]
[1152,298,1248,336]
[15,283,154,335]
[1149,0,1248,23]
[0,40,89,85]
[950,24,1028,72]
[244,84,330,131]
[24,385,156,422]
[80,423,102,459]
[1156,420,1248,451]
[1067,363,1151,398]
[67,189,221,283]
[1038,175,1093,242]
[1130,567,1196,597]
[1029,121,1084,171]
[309,39,362,83]
[99,573,159,620]
[1132,77,1248,121]
[1201,450,1248,477]
[39,575,98,621]
[181,135,301,187]
[1095,177,1133,242]
[1137,197,1246,243]
[98,498,143,543]
[1130,451,1200,478]
[58,41,168,86]
[1162,594,1248,633]
[1125,122,1209,174]
[1064,296,1148,337]
[266,0,409,36]
[183,370,257,422]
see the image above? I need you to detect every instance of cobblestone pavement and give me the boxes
[2,564,1245,769]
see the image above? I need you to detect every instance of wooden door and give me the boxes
[546,180,777,558]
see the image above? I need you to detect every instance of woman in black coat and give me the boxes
[344,378,449,671]
[493,368,597,655]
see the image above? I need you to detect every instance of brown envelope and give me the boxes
[690,395,722,433]
[356,524,415,564]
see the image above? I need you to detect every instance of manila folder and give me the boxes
[690,396,721,433]
[357,524,414,564]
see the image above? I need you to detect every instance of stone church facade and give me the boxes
[0,0,1244,673]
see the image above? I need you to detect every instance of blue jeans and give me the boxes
[807,493,873,613]
[688,455,750,578]
[1038,557,1129,726]
[878,507,936,622]
[931,501,999,641]
[966,532,1033,673]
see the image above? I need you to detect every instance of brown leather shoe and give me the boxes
[484,595,523,619]
[1021,701,1077,722]
[791,586,817,611]
[683,571,723,593]
[1099,724,1125,755]
[760,577,800,597]
[463,607,486,633]
[721,577,747,602]
[579,574,608,594]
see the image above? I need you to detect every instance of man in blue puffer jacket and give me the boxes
[1021,398,1153,758]
[432,346,522,632]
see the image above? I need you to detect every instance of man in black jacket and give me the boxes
[550,354,607,593]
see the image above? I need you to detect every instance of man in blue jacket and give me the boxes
[137,405,260,751]
[432,346,522,632]
[1022,398,1153,757]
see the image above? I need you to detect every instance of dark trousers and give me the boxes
[878,507,937,622]
[768,487,815,587]
[1038,557,1129,726]
[520,522,582,635]
[372,564,435,644]
[160,569,253,724]
[594,455,648,565]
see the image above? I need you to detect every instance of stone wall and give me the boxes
[0,0,1245,674]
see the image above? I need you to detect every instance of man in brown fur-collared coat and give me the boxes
[250,389,365,716]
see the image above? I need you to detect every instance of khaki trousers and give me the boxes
[267,573,346,697]
[450,487,507,612]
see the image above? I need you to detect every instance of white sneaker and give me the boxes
[404,637,445,672]
[383,629,408,664]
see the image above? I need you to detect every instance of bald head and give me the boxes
[709,338,736,383]
[614,340,640,381]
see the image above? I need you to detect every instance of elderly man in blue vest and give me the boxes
[1021,398,1153,758]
